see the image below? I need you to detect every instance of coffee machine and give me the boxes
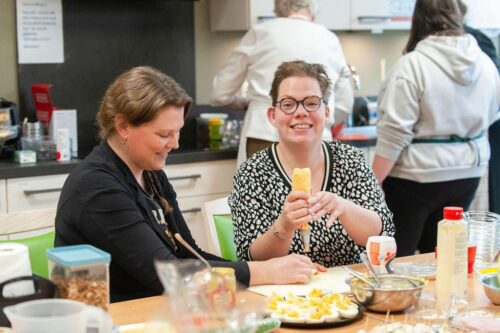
[0,98,21,157]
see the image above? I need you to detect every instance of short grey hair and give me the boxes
[274,0,319,17]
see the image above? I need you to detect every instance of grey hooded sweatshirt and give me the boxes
[376,34,500,183]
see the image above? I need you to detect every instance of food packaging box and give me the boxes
[31,84,78,158]
[46,245,111,310]
[13,150,36,164]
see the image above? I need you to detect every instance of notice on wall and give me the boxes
[16,0,64,64]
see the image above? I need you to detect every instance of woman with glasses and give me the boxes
[229,60,394,266]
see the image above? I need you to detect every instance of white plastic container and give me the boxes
[4,299,112,333]
[435,207,468,312]
[56,128,71,161]
[47,245,111,310]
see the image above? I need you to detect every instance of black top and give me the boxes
[465,25,499,72]
[55,141,250,302]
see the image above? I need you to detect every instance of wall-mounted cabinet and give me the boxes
[350,0,414,31]
[210,0,274,31]
[209,0,414,32]
[462,0,500,29]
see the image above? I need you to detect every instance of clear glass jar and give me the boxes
[47,245,111,310]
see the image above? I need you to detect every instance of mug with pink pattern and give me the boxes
[366,236,397,274]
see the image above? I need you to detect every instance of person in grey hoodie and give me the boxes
[372,0,500,256]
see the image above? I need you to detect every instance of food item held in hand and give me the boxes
[292,168,311,193]
[292,168,312,252]
[266,289,359,324]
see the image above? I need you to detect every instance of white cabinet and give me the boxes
[462,0,500,29]
[316,0,351,30]
[350,0,414,31]
[210,0,415,31]
[6,174,68,212]
[164,159,237,251]
[210,0,274,31]
[0,180,6,214]
[2,159,237,250]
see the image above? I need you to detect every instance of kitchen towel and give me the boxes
[0,243,34,297]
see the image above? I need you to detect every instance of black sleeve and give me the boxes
[466,26,499,72]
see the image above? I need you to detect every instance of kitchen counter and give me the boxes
[0,135,376,179]
[339,138,377,148]
[0,147,237,179]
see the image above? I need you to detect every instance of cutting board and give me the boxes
[248,266,351,297]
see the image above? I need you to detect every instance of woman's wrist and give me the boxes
[272,218,295,240]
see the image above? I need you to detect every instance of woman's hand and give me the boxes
[277,191,312,234]
[308,192,348,227]
[248,254,326,285]
[268,254,326,284]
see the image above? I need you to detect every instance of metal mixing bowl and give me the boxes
[479,274,500,305]
[345,274,427,313]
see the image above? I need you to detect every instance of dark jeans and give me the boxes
[383,176,480,257]
[489,119,500,214]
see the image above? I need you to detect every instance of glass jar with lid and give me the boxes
[47,245,111,310]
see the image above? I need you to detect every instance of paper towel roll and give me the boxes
[0,243,34,297]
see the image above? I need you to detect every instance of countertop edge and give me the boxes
[0,149,238,179]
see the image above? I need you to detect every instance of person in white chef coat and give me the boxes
[211,0,353,166]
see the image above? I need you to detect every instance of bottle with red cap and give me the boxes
[435,206,468,313]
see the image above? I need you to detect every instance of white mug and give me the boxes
[4,299,113,333]
[366,236,397,274]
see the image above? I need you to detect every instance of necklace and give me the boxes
[144,184,177,250]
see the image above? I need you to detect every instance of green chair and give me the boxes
[0,231,55,278]
[202,197,237,261]
[213,215,237,261]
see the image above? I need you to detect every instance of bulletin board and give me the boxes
[17,0,196,157]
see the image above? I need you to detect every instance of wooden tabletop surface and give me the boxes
[109,253,498,332]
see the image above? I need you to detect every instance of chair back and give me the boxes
[202,197,237,261]
[0,208,57,278]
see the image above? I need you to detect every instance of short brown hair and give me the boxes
[404,0,463,53]
[96,66,192,139]
[269,60,331,105]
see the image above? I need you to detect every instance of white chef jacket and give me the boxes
[211,15,354,166]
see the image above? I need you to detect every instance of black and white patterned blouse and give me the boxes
[229,141,395,267]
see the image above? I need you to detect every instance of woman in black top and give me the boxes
[55,66,323,302]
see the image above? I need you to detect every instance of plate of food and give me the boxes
[266,289,363,328]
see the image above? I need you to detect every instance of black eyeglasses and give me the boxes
[275,96,323,115]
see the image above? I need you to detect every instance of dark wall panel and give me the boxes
[18,0,195,157]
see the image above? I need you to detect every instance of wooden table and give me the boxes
[110,254,498,332]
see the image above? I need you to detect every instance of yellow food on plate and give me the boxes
[266,289,358,324]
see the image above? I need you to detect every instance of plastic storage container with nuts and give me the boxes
[46,245,111,310]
